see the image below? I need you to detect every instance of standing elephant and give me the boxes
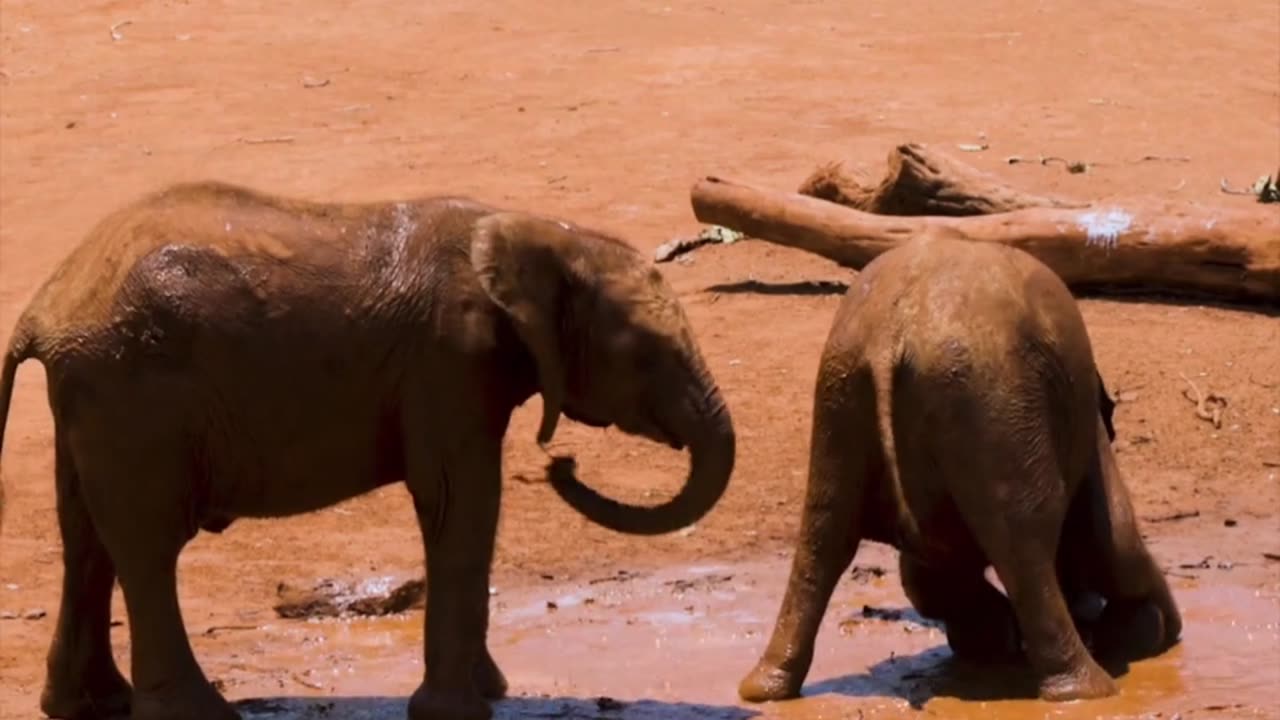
[0,182,735,720]
[738,236,1180,703]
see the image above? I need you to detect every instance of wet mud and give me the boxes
[197,544,1279,720]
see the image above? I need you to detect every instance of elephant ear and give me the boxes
[470,212,572,447]
[1096,370,1117,443]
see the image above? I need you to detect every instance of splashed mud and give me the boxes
[201,544,1280,720]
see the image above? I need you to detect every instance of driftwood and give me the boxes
[798,144,1086,216]
[690,176,1280,305]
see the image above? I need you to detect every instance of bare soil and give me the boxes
[1,1,1277,718]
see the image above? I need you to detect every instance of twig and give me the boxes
[654,225,744,263]
[291,672,325,690]
[1130,155,1191,163]
[237,136,295,145]
[1179,373,1227,428]
[1220,178,1256,195]
[1144,509,1200,524]
[1038,156,1091,174]
[655,235,716,263]
[201,624,258,636]
[109,20,133,41]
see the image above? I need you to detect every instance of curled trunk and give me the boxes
[547,392,735,536]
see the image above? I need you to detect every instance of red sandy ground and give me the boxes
[1,1,1277,718]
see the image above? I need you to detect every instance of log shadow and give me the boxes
[1071,286,1280,317]
[705,276,1279,317]
[704,279,849,297]
[235,694,761,719]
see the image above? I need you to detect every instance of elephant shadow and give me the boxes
[803,644,1038,710]
[805,605,1141,710]
[234,694,760,719]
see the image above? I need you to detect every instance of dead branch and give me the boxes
[689,175,1280,306]
[1179,373,1228,428]
[798,143,1086,215]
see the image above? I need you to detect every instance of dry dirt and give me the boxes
[1,1,1278,719]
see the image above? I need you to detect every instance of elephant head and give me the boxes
[470,211,735,536]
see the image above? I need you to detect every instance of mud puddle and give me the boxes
[206,544,1278,719]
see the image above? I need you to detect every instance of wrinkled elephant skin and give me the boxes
[740,236,1180,704]
[0,182,735,720]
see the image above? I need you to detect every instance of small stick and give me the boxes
[1219,178,1256,195]
[291,672,325,690]
[1179,373,1227,428]
[109,20,133,41]
[654,235,717,263]
[237,136,295,145]
[201,624,258,636]
[1130,155,1192,163]
[1144,509,1200,524]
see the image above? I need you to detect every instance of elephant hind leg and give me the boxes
[69,420,239,720]
[1073,424,1181,663]
[40,431,132,720]
[739,367,879,703]
[954,456,1117,702]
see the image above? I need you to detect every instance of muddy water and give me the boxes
[202,543,1280,720]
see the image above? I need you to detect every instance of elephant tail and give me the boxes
[872,359,920,544]
[0,318,37,535]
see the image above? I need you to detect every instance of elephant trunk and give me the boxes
[547,381,735,536]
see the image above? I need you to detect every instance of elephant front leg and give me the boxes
[41,440,132,719]
[739,384,875,703]
[473,646,508,700]
[406,440,503,720]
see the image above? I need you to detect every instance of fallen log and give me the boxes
[798,143,1086,216]
[690,176,1280,305]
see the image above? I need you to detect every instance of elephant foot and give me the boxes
[408,685,492,720]
[130,680,240,720]
[474,651,509,700]
[1092,598,1175,662]
[40,664,132,719]
[1037,658,1118,702]
[738,661,804,703]
[945,615,1022,665]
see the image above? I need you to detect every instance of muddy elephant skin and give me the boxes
[0,181,735,720]
[739,235,1180,703]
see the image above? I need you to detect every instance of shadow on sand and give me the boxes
[235,694,760,720]
[804,604,1144,710]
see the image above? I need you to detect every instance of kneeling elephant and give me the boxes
[740,235,1180,703]
[0,182,736,720]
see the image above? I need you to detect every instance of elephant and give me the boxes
[738,235,1180,704]
[0,181,735,720]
